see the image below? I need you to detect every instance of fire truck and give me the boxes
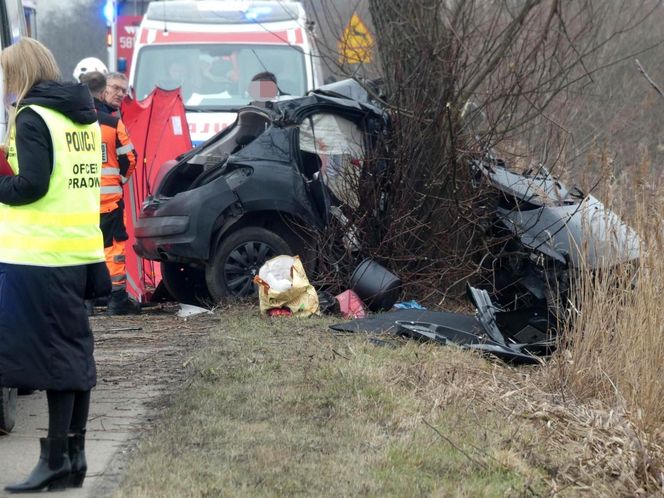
[104,0,151,74]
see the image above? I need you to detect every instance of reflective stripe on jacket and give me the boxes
[99,110,137,213]
[0,104,104,266]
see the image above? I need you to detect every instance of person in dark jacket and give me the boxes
[80,71,140,315]
[0,39,109,493]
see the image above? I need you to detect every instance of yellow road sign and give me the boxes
[338,13,374,64]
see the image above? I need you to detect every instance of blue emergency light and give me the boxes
[103,0,114,24]
[243,6,272,21]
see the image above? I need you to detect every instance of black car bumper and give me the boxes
[134,178,239,262]
[133,214,193,261]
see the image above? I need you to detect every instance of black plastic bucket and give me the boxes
[349,258,402,312]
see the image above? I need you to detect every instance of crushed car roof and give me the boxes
[263,78,386,123]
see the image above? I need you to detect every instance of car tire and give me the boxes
[205,226,294,302]
[160,262,212,306]
[0,387,17,435]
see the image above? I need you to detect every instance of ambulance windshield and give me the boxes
[133,44,307,109]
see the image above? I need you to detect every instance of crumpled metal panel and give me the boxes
[499,194,641,268]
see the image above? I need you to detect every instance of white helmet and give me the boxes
[73,57,108,81]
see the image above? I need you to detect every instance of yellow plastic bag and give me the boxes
[253,255,319,317]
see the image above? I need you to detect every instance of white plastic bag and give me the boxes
[258,256,295,292]
[253,255,319,317]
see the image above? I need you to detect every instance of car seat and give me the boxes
[300,151,322,179]
[299,151,329,222]
[230,134,258,154]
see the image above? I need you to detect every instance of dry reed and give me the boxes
[547,163,664,490]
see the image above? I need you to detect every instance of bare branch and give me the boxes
[635,58,664,99]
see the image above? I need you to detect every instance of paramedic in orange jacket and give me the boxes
[80,71,140,315]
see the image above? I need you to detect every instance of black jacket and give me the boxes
[0,80,97,205]
[95,98,116,115]
[0,81,99,392]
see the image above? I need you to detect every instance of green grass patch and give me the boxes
[114,307,561,497]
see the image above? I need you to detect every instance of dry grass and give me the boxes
[545,177,664,493]
[112,149,664,498]
[113,303,662,497]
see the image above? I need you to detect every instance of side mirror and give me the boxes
[118,58,127,74]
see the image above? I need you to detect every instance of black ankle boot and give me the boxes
[4,437,71,493]
[68,430,87,487]
[106,290,141,316]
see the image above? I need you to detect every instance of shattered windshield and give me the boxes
[133,44,307,109]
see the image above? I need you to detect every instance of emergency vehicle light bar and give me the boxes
[145,1,302,25]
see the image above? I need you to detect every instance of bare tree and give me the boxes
[309,0,661,303]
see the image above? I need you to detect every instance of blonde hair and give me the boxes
[1,38,61,142]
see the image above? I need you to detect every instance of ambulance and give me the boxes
[129,0,324,145]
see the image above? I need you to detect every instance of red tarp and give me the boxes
[121,88,192,302]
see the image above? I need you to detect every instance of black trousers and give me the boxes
[46,390,91,438]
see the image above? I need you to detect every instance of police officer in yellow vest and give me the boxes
[0,39,109,493]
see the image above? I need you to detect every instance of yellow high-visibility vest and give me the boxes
[0,104,104,266]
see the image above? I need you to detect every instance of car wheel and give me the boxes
[205,226,294,302]
[160,262,212,306]
[0,387,17,435]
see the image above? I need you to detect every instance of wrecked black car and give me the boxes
[134,79,386,304]
[134,75,641,343]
